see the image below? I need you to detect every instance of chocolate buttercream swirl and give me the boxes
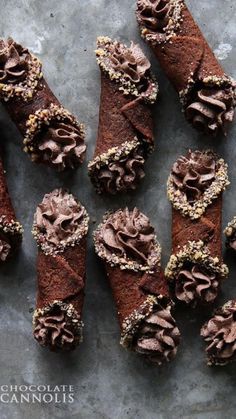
[186,87,235,135]
[34,307,80,351]
[134,304,180,364]
[0,38,29,84]
[176,264,219,306]
[37,122,86,171]
[201,301,236,365]
[171,150,217,203]
[97,37,158,102]
[33,189,88,253]
[97,147,145,194]
[137,0,171,34]
[99,208,157,266]
[0,239,11,261]
[106,40,151,84]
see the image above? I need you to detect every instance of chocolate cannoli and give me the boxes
[0,38,86,170]
[88,37,158,194]
[0,153,23,261]
[165,150,229,307]
[136,0,236,135]
[201,300,236,366]
[32,189,89,351]
[94,208,180,365]
[224,217,236,251]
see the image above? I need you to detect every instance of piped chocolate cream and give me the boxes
[185,86,235,136]
[171,150,217,203]
[0,38,29,84]
[176,263,219,306]
[136,0,183,43]
[106,40,150,83]
[32,188,89,255]
[33,302,81,351]
[0,37,42,101]
[101,207,154,263]
[201,300,236,366]
[134,303,180,364]
[94,207,160,271]
[37,122,86,171]
[97,145,145,195]
[167,149,229,220]
[137,0,170,33]
[96,36,158,102]
[165,241,228,307]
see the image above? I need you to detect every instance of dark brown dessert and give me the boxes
[136,0,235,135]
[201,300,236,366]
[0,38,86,170]
[32,189,89,351]
[88,37,158,194]
[165,150,229,307]
[94,207,180,364]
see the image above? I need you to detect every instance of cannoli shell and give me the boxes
[4,78,59,136]
[36,237,86,316]
[172,197,222,257]
[149,3,225,92]
[106,263,169,327]
[93,72,154,158]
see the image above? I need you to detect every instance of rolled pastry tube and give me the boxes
[0,38,86,170]
[136,0,236,135]
[32,189,89,351]
[88,37,158,194]
[201,300,236,366]
[94,207,180,365]
[0,153,23,262]
[165,150,229,307]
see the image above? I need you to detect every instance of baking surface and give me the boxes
[0,0,235,418]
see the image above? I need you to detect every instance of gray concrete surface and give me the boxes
[0,0,235,418]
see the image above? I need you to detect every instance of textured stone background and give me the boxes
[0,0,235,418]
